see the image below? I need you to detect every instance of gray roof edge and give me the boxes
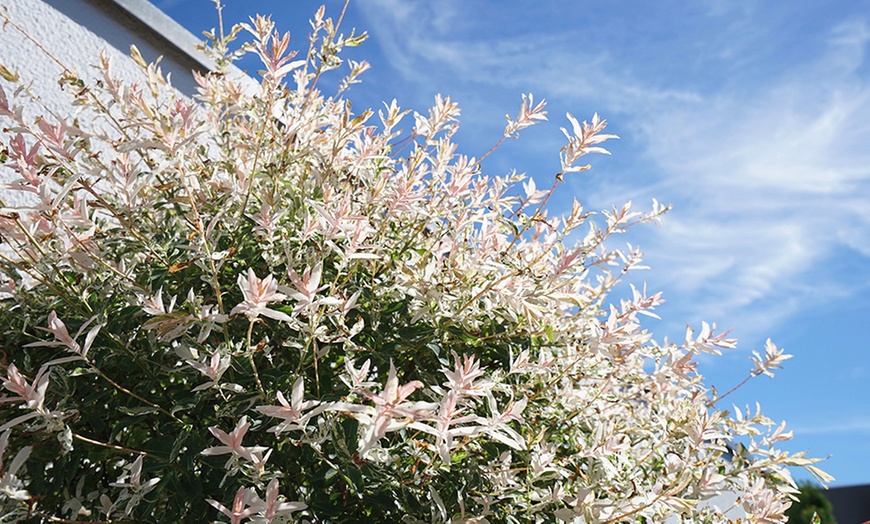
[104,0,255,89]
[106,0,217,72]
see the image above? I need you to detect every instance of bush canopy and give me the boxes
[0,4,828,523]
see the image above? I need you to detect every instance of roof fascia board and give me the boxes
[103,0,217,72]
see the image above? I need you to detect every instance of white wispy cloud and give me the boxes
[619,20,870,337]
[793,416,870,436]
[357,3,870,342]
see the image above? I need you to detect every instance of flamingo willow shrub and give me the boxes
[0,5,828,523]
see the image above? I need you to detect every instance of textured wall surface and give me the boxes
[1,0,207,101]
[0,0,208,207]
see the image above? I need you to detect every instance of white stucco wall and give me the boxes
[1,0,210,102]
[0,0,215,208]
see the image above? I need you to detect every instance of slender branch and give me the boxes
[83,356,184,424]
[72,432,166,461]
[708,370,760,408]
[246,318,266,398]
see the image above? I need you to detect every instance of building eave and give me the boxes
[78,0,255,92]
[100,0,216,72]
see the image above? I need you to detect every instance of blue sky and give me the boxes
[156,0,870,487]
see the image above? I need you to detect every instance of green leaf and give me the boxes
[170,426,192,462]
[117,405,160,416]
